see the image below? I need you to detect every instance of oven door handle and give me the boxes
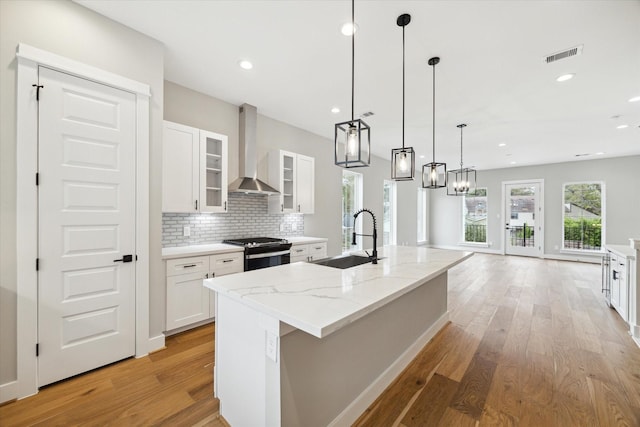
[245,250,291,260]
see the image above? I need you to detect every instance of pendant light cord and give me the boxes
[460,125,463,168]
[402,23,405,149]
[432,62,436,162]
[351,0,355,122]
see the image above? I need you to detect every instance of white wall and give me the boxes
[429,156,640,258]
[0,0,164,387]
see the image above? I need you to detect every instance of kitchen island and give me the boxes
[204,246,472,426]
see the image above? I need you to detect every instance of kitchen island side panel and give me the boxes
[279,272,447,427]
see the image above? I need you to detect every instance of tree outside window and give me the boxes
[563,182,603,251]
[463,188,487,243]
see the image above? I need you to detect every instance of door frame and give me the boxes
[15,43,151,399]
[501,179,544,257]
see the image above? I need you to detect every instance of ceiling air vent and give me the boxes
[544,45,583,64]
[360,111,375,118]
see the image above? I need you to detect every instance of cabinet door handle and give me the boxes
[281,204,284,212]
[205,273,208,278]
[183,264,197,268]
[297,204,300,212]
[195,200,198,210]
[315,246,322,250]
[222,259,234,263]
[224,201,227,211]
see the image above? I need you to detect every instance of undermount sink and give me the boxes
[312,254,376,269]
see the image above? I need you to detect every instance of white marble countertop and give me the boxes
[286,236,328,245]
[204,246,472,338]
[162,243,243,260]
[605,244,636,260]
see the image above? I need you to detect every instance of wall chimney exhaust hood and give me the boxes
[228,103,279,195]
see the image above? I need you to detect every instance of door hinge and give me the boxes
[32,84,44,101]
[36,343,39,357]
[36,258,39,271]
[36,172,39,186]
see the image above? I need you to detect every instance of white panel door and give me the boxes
[38,66,136,386]
[504,182,543,257]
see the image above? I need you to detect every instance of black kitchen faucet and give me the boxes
[352,208,378,264]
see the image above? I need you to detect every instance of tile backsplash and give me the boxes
[162,193,304,247]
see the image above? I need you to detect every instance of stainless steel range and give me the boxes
[222,237,292,271]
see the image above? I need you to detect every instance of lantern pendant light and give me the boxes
[422,57,447,188]
[391,13,415,181]
[447,124,477,196]
[335,0,370,168]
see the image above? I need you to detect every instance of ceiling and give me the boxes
[76,0,640,171]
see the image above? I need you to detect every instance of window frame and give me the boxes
[561,181,605,253]
[383,180,397,246]
[342,170,363,253]
[461,187,489,247]
[417,188,428,245]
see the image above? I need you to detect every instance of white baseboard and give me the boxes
[0,380,17,404]
[542,253,600,264]
[429,244,503,255]
[328,312,450,427]
[145,334,166,355]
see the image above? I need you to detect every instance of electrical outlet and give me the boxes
[279,223,285,232]
[183,226,190,237]
[291,223,297,231]
[266,331,278,362]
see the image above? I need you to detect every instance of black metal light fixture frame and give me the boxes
[335,0,370,168]
[422,57,447,189]
[391,13,415,181]
[447,123,477,196]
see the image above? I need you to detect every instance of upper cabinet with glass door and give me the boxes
[268,149,314,214]
[162,121,228,213]
[200,130,228,213]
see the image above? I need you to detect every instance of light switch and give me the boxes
[183,226,190,237]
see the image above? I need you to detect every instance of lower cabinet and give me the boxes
[609,252,630,322]
[166,252,243,331]
[290,242,327,263]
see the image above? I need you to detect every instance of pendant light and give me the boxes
[391,13,415,181]
[335,0,370,168]
[422,57,446,188]
[447,124,477,196]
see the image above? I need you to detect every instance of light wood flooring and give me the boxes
[2,254,640,426]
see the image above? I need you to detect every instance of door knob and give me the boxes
[114,254,133,263]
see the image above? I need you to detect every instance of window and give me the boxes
[417,188,428,244]
[383,180,397,245]
[463,188,487,243]
[563,182,604,251]
[342,170,363,253]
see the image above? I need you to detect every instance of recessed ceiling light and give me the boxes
[595,152,605,155]
[498,143,506,147]
[239,60,253,70]
[510,161,517,165]
[629,96,640,103]
[419,155,425,159]
[341,22,358,36]
[556,73,575,82]
[331,107,340,114]
[617,124,629,129]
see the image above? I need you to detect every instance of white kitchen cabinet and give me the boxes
[268,150,315,214]
[163,121,228,213]
[605,246,634,323]
[290,241,327,263]
[165,251,242,332]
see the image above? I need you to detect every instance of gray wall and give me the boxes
[429,155,640,257]
[0,0,164,385]
[164,81,426,259]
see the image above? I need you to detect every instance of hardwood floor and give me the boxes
[2,254,639,426]
[0,323,224,426]
[354,254,640,426]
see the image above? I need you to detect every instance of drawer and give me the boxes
[210,252,244,276]
[309,243,327,258]
[166,256,208,277]
[291,245,310,257]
